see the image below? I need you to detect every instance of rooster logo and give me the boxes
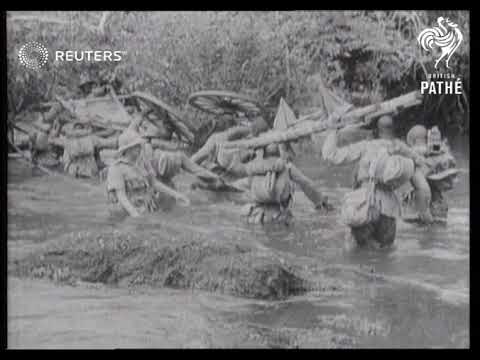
[417,17,463,69]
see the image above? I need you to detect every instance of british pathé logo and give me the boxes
[417,17,463,70]
[417,17,464,95]
[420,73,462,95]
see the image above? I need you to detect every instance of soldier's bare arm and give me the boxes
[190,137,217,164]
[93,136,119,150]
[391,140,427,167]
[150,138,186,151]
[107,166,141,217]
[152,178,191,206]
[179,154,222,183]
[322,129,366,165]
[224,126,252,141]
[289,164,331,209]
[116,189,142,217]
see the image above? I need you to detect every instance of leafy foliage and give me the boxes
[7,11,470,133]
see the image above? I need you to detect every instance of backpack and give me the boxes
[341,155,380,227]
[369,146,415,189]
[250,166,293,206]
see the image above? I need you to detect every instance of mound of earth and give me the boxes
[11,230,311,300]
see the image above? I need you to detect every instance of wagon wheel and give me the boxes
[188,90,265,118]
[131,91,195,145]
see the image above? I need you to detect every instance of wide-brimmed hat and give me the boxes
[139,118,166,139]
[427,167,459,181]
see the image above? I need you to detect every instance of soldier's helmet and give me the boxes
[376,115,395,138]
[139,118,168,139]
[377,115,394,129]
[116,134,145,158]
[406,125,428,147]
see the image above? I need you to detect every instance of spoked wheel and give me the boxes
[188,90,265,118]
[131,91,195,145]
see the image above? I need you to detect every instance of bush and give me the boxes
[7,11,470,133]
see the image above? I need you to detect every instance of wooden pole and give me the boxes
[108,85,132,124]
[34,95,131,109]
[225,90,423,149]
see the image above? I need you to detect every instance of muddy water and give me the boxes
[7,136,469,348]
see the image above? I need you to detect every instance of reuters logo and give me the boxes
[18,41,49,70]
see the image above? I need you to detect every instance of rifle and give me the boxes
[224,90,423,150]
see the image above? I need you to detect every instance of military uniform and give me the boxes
[49,122,118,178]
[237,149,329,225]
[120,124,219,189]
[191,125,255,178]
[105,134,165,220]
[322,120,422,248]
[31,131,62,168]
[402,125,458,221]
[106,158,156,220]
[61,135,118,178]
[29,117,63,168]
[240,158,295,225]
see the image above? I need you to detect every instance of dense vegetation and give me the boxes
[7,11,470,135]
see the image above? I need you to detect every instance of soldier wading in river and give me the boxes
[218,115,333,224]
[190,115,269,181]
[235,142,332,225]
[16,105,65,169]
[119,108,224,194]
[401,124,459,222]
[106,134,190,220]
[322,115,430,249]
[48,120,118,179]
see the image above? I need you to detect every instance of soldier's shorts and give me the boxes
[350,214,397,248]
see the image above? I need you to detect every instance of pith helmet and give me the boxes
[376,115,395,138]
[377,115,394,130]
[137,118,165,138]
[116,133,145,157]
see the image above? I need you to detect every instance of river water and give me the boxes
[7,135,469,348]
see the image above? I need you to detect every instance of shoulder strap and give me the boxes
[368,154,378,181]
